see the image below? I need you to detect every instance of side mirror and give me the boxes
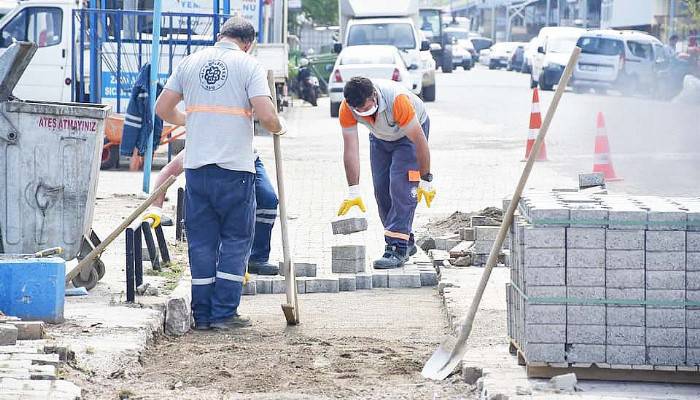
[408,63,419,70]
[333,43,342,53]
[421,40,430,52]
[537,46,545,54]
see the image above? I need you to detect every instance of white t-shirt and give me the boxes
[164,41,271,173]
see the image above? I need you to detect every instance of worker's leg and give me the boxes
[209,166,256,324]
[384,137,419,254]
[249,156,279,275]
[184,166,220,328]
[369,134,392,226]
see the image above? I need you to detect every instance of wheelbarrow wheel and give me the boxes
[71,266,99,291]
[94,258,106,280]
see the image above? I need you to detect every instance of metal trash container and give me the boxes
[0,42,111,289]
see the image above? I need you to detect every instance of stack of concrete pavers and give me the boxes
[507,191,700,370]
[332,245,366,273]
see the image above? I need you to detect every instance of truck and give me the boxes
[335,0,436,102]
[418,7,453,73]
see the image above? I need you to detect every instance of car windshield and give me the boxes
[577,37,624,56]
[347,23,416,50]
[341,50,396,65]
[548,37,578,53]
[471,38,492,51]
[627,40,654,60]
[446,30,469,41]
[419,12,440,39]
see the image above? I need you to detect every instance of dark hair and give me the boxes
[220,18,256,44]
[343,77,375,108]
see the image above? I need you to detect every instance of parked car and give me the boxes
[328,45,416,117]
[521,37,539,74]
[479,48,492,66]
[531,27,585,90]
[444,27,474,70]
[507,45,526,71]
[572,29,679,96]
[469,36,493,62]
[488,42,523,69]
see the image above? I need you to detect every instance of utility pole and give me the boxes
[492,2,496,40]
[581,0,588,28]
[546,0,551,26]
[669,0,676,38]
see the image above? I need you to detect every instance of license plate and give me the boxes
[580,65,597,71]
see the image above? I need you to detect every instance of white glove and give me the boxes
[271,116,287,136]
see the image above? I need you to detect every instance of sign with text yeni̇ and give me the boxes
[161,0,261,32]
[289,0,302,10]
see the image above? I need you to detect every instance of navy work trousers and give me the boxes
[250,157,278,263]
[185,164,255,324]
[370,117,430,252]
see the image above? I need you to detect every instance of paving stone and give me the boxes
[646,308,685,328]
[523,248,565,267]
[525,324,566,343]
[646,289,685,302]
[686,309,700,329]
[567,325,606,344]
[606,230,645,250]
[460,228,475,241]
[606,345,646,365]
[449,241,473,258]
[475,226,500,241]
[567,305,605,325]
[470,215,500,227]
[688,253,700,271]
[387,272,421,288]
[0,360,31,369]
[471,240,497,254]
[525,267,565,286]
[607,326,645,346]
[528,208,570,228]
[355,273,372,290]
[331,217,368,235]
[371,272,388,289]
[566,344,605,363]
[606,288,645,302]
[646,327,685,347]
[0,369,30,379]
[29,365,56,380]
[605,250,644,269]
[607,209,647,230]
[567,268,605,287]
[6,322,45,341]
[646,271,685,290]
[331,259,366,274]
[242,281,256,296]
[0,326,18,346]
[566,228,605,249]
[435,236,462,251]
[645,251,685,271]
[567,286,605,300]
[606,307,645,326]
[9,354,60,367]
[645,231,686,251]
[647,347,686,365]
[688,232,700,252]
[525,304,566,324]
[606,269,645,288]
[337,275,357,292]
[255,278,273,294]
[687,329,700,347]
[304,278,339,294]
[570,208,609,228]
[688,272,700,290]
[523,343,565,363]
[331,245,366,260]
[271,277,287,294]
[523,227,565,248]
[688,348,700,365]
[525,286,567,298]
[578,172,605,188]
[419,270,438,287]
[567,249,605,268]
[279,262,317,277]
[647,210,687,231]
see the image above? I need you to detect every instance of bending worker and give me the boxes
[337,77,435,269]
[147,149,280,276]
[156,17,285,331]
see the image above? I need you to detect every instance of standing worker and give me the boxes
[155,18,286,330]
[337,77,435,269]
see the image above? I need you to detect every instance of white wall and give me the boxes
[601,0,657,28]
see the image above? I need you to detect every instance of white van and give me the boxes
[531,26,585,90]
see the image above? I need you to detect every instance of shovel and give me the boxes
[267,71,299,325]
[421,47,582,380]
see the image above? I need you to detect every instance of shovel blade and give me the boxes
[281,303,298,325]
[421,336,464,380]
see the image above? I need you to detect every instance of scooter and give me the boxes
[300,74,320,106]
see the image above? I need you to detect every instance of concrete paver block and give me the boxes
[646,289,685,302]
[578,172,605,188]
[242,281,256,296]
[566,344,605,363]
[524,343,565,363]
[471,240,497,254]
[7,322,44,341]
[687,272,700,290]
[525,304,566,324]
[255,278,272,294]
[646,308,685,328]
[567,249,605,268]
[523,227,565,248]
[647,347,686,365]
[645,251,685,271]
[567,325,606,344]
[688,253,700,271]
[271,277,287,294]
[687,329,700,347]
[646,271,685,290]
[419,269,438,287]
[526,285,567,297]
[525,267,565,286]
[647,210,687,231]
[331,217,368,235]
[688,232,700,252]
[607,326,645,346]
[567,305,605,325]
[355,273,372,290]
[305,278,339,293]
[606,307,645,326]
[0,325,17,346]
[280,262,318,277]
[605,250,644,269]
[331,259,366,274]
[371,272,388,288]
[606,269,645,289]
[646,327,685,347]
[475,226,500,241]
[523,248,565,267]
[570,208,609,228]
[567,286,605,300]
[688,310,700,329]
[567,268,605,287]
[331,245,366,260]
[606,230,645,250]
[387,272,421,288]
[566,228,605,249]
[606,345,646,365]
[337,275,357,292]
[645,231,686,251]
[607,209,647,230]
[525,323,566,343]
[460,227,475,241]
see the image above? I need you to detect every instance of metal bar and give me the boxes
[79,9,85,102]
[258,0,264,43]
[116,12,122,113]
[168,14,174,163]
[213,0,220,38]
[187,16,192,55]
[176,187,185,242]
[134,226,143,288]
[141,221,161,271]
[143,0,164,193]
[89,0,99,102]
[154,225,171,267]
[223,0,230,16]
[125,228,135,302]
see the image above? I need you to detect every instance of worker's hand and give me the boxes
[271,116,287,136]
[417,180,436,208]
[143,206,163,229]
[337,185,366,216]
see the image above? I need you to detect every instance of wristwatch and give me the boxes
[421,173,433,182]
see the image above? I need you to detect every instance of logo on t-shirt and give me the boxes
[199,60,228,91]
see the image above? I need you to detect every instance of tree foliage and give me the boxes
[302,0,339,26]
[684,0,700,25]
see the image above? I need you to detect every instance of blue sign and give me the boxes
[101,71,168,99]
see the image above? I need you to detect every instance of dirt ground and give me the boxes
[67,290,476,400]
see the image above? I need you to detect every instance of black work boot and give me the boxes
[248,260,280,275]
[160,214,174,227]
[373,245,408,270]
[408,244,418,257]
[210,314,252,330]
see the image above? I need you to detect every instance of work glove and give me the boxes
[417,179,436,208]
[143,206,163,229]
[337,185,366,216]
[271,116,287,136]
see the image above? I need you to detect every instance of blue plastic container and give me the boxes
[0,256,65,323]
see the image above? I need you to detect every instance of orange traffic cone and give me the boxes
[592,112,622,181]
[523,88,548,161]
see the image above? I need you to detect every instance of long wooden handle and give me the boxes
[452,47,582,349]
[65,175,177,283]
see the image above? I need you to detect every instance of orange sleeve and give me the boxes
[392,94,417,128]
[339,100,357,129]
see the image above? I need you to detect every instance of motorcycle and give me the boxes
[300,75,320,106]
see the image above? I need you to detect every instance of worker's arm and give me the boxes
[250,95,284,135]
[404,123,431,176]
[337,101,365,216]
[155,89,186,127]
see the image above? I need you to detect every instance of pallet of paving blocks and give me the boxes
[506,191,700,382]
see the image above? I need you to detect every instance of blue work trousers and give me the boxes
[185,164,255,324]
[370,117,430,252]
[250,157,278,263]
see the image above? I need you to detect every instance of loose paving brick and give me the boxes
[474,226,500,241]
[304,278,340,294]
[331,217,368,235]
[567,249,605,268]
[606,230,645,250]
[331,258,365,274]
[331,245,366,260]
[523,227,565,248]
[0,326,18,346]
[387,272,421,288]
[371,272,388,289]
[6,322,44,341]
[566,228,605,249]
[337,275,357,292]
[578,172,605,188]
[566,344,605,363]
[355,273,372,290]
